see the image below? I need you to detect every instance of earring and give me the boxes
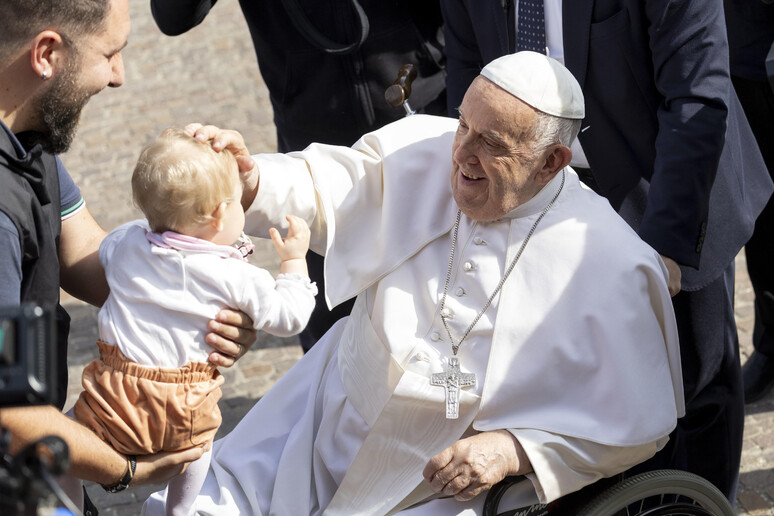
[41,71,48,80]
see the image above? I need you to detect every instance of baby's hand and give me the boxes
[269,215,311,262]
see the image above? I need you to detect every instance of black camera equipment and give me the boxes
[0,304,82,515]
[0,304,57,407]
[0,432,75,515]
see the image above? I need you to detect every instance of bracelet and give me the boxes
[101,455,136,493]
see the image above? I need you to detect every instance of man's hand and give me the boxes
[133,446,205,486]
[184,123,259,210]
[660,255,682,297]
[206,309,257,367]
[422,430,532,501]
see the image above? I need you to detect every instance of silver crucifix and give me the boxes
[430,357,476,419]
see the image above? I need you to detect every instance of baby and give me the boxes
[70,128,316,515]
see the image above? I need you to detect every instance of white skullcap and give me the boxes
[480,51,585,120]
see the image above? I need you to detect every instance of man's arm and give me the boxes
[59,207,109,307]
[510,429,666,503]
[0,405,202,486]
[150,0,218,36]
[441,0,488,115]
[638,0,730,268]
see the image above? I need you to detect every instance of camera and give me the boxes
[0,304,57,408]
[0,304,74,515]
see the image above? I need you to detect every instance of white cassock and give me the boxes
[144,115,684,515]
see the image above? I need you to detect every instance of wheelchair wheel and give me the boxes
[576,469,735,516]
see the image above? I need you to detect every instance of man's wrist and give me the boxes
[101,455,136,493]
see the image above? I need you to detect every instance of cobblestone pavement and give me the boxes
[55,0,774,514]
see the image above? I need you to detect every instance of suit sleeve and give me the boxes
[441,0,485,115]
[638,0,730,267]
[150,0,218,36]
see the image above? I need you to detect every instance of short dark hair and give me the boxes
[0,0,111,64]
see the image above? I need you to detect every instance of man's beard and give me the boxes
[32,62,92,154]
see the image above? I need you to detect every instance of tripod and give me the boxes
[0,428,82,516]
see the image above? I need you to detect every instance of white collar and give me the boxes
[503,168,566,220]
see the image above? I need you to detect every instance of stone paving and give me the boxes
[54,0,774,514]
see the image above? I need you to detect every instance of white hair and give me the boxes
[531,111,582,154]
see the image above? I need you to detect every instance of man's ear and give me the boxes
[30,30,66,80]
[210,202,227,231]
[535,145,572,186]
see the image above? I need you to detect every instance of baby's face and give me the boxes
[211,171,245,246]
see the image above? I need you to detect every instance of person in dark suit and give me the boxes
[724,0,774,403]
[440,0,773,500]
[150,0,448,352]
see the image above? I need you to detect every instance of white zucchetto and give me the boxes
[480,51,585,120]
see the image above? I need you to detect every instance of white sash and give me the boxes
[327,297,481,515]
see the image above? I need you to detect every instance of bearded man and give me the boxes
[0,0,256,508]
[146,51,684,515]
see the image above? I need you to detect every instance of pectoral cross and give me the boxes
[431,357,476,419]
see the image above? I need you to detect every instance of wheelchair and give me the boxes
[483,469,735,516]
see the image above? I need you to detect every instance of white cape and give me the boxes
[145,115,684,515]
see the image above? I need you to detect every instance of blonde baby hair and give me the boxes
[132,128,239,233]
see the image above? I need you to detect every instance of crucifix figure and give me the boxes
[430,357,476,419]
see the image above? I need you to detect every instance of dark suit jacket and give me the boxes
[724,0,774,82]
[442,0,772,290]
[151,0,447,153]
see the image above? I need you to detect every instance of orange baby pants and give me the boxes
[74,341,224,455]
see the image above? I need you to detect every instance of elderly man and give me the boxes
[440,0,774,498]
[146,51,684,515]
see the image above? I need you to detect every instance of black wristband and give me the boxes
[102,455,136,493]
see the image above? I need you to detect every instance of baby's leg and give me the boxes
[165,447,212,516]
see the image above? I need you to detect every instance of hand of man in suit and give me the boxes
[660,255,682,297]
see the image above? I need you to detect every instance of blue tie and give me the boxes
[517,0,546,54]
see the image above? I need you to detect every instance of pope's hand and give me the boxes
[184,123,255,172]
[184,123,260,210]
[206,309,257,367]
[422,430,532,501]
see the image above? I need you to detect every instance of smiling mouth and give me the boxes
[460,169,483,180]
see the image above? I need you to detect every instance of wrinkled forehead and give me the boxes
[460,77,538,140]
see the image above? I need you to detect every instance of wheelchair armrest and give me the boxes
[483,473,623,516]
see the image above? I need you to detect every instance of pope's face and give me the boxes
[32,0,129,153]
[451,77,546,221]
